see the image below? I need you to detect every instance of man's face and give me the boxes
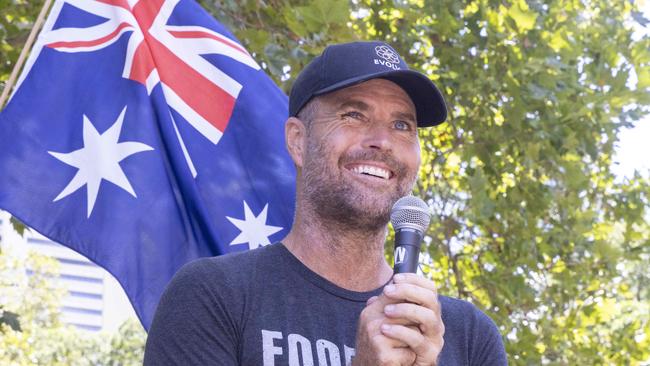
[297,78,421,230]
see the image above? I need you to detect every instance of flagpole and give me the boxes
[0,0,54,110]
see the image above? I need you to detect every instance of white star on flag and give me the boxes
[227,201,283,250]
[48,107,154,217]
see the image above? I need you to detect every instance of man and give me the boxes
[144,41,507,365]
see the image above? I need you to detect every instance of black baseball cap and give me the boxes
[289,41,447,127]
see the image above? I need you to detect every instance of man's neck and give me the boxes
[282,207,393,292]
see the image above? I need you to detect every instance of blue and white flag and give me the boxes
[0,0,295,329]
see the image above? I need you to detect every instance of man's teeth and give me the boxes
[352,165,390,179]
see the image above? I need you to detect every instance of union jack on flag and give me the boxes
[0,0,296,329]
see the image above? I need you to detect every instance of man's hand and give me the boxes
[352,273,444,366]
[381,273,445,365]
[352,290,416,366]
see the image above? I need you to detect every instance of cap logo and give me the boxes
[375,45,400,63]
[374,45,401,70]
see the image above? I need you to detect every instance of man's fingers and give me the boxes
[372,274,445,365]
[370,334,417,365]
[388,347,417,366]
[380,324,443,362]
[365,292,402,312]
[377,333,409,349]
[380,323,425,349]
[383,282,440,312]
[392,273,437,292]
[383,303,444,337]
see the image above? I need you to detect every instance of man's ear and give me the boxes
[285,117,306,169]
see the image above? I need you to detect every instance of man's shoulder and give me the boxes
[145,245,288,365]
[184,243,283,271]
[438,295,508,364]
[172,243,285,287]
[438,294,480,313]
[438,295,499,330]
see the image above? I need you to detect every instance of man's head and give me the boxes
[285,41,447,231]
[289,41,447,127]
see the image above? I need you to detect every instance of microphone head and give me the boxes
[390,195,432,232]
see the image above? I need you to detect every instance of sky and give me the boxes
[613,3,650,180]
[613,115,650,179]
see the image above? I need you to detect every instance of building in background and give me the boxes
[0,211,136,332]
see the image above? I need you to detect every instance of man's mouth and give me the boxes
[347,164,392,180]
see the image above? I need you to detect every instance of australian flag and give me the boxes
[0,0,296,329]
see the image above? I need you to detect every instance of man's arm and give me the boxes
[144,259,239,365]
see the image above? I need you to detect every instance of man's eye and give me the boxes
[394,120,413,131]
[342,111,363,120]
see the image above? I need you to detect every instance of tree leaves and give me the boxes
[0,244,146,364]
[507,0,538,33]
[8,216,25,236]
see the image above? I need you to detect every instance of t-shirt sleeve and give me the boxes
[144,258,241,365]
[470,307,508,366]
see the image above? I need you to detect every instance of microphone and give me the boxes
[390,195,432,273]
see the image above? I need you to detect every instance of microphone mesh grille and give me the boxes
[390,195,431,232]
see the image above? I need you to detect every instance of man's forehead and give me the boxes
[322,79,416,113]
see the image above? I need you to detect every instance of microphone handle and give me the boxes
[393,228,423,274]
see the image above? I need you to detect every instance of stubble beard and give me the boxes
[301,137,416,233]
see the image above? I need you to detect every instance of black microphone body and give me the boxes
[393,228,424,274]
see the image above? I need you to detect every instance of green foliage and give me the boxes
[0,244,146,365]
[9,216,26,236]
[198,0,356,92]
[0,0,47,85]
[101,319,148,366]
[2,0,649,364]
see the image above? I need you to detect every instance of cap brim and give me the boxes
[314,70,447,127]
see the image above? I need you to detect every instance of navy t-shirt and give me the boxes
[144,243,507,365]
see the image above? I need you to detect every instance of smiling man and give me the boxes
[144,41,507,366]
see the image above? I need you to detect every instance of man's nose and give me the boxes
[360,123,392,151]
